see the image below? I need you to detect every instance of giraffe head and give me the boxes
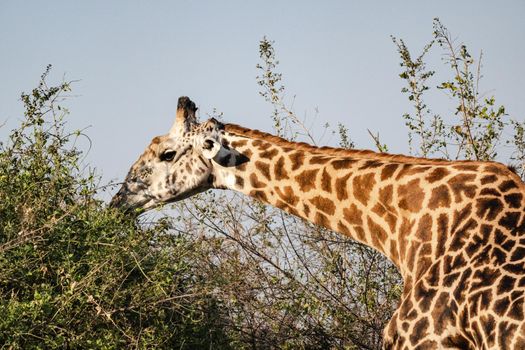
[110,96,230,212]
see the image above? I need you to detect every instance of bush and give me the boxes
[0,66,233,349]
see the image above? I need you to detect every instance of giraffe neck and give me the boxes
[211,124,525,290]
[212,124,410,273]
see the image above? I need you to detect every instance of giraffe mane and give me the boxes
[224,123,503,167]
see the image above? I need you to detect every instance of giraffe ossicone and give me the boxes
[111,96,525,349]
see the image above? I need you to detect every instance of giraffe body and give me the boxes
[111,97,525,349]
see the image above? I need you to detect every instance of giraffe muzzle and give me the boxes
[109,187,128,209]
[109,183,155,216]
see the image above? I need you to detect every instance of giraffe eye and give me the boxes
[160,150,177,162]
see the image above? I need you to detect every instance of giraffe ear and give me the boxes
[169,96,198,136]
[201,138,221,159]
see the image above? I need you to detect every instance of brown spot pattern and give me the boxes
[353,173,376,205]
[275,200,300,217]
[274,156,289,180]
[295,169,319,192]
[425,167,450,183]
[315,212,330,228]
[309,195,336,215]
[337,222,351,236]
[242,149,253,159]
[250,190,268,202]
[332,159,356,170]
[381,164,398,180]
[368,217,387,249]
[499,179,519,193]
[449,174,477,202]
[373,185,397,231]
[504,193,523,208]
[235,175,244,188]
[428,185,451,209]
[260,148,278,159]
[275,186,299,206]
[303,203,311,217]
[378,184,394,205]
[476,198,504,220]
[359,160,383,169]
[481,174,498,185]
[249,173,265,189]
[321,168,332,192]
[257,142,272,151]
[343,204,363,226]
[289,151,305,171]
[398,179,425,212]
[310,155,330,165]
[255,161,271,180]
[231,139,247,148]
[335,173,351,201]
[416,214,433,242]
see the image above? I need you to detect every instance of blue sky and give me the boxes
[1,1,524,190]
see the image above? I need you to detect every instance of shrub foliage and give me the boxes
[0,66,233,349]
[1,20,524,349]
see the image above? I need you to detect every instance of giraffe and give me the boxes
[111,96,525,349]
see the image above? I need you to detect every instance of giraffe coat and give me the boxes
[111,97,525,349]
